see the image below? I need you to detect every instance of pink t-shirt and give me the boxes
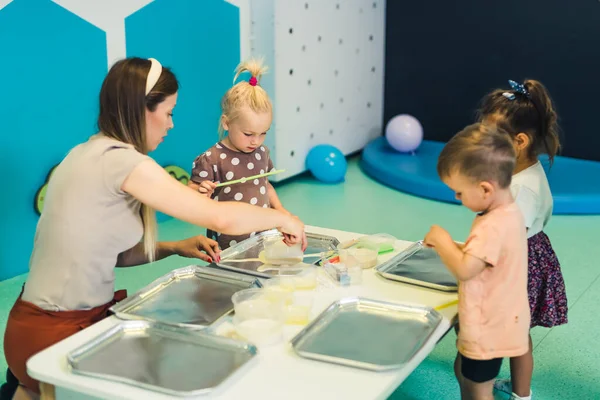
[458,202,530,360]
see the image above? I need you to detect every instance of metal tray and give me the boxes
[375,241,458,292]
[110,265,261,329]
[216,229,340,278]
[290,297,443,371]
[68,320,257,397]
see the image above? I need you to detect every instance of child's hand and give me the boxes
[197,180,217,198]
[424,225,452,249]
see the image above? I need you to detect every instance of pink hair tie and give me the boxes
[249,76,258,86]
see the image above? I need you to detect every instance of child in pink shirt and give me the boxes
[424,123,530,400]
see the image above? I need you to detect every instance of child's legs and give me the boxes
[509,334,533,397]
[454,353,467,399]
[462,378,495,400]
[459,354,502,400]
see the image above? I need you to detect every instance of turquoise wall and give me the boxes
[0,0,242,280]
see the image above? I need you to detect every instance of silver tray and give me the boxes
[216,229,340,278]
[68,320,257,397]
[375,241,458,292]
[110,265,261,329]
[290,297,443,371]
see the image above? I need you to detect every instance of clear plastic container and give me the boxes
[347,264,363,284]
[231,288,285,345]
[323,262,362,286]
[357,233,397,254]
[279,265,318,290]
[262,277,296,304]
[263,238,303,265]
[285,292,315,325]
[339,245,379,269]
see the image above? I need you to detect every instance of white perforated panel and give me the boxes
[250,0,386,181]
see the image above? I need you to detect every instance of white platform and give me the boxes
[27,226,458,400]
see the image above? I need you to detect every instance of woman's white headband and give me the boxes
[145,58,163,95]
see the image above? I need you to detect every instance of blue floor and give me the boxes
[1,156,599,399]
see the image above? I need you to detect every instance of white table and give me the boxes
[27,226,458,400]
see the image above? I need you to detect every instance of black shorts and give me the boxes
[461,354,502,383]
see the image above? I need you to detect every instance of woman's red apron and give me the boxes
[3,288,127,395]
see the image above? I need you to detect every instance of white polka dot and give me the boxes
[224,187,232,194]
[192,162,196,168]
[250,197,258,205]
[232,157,240,166]
[247,162,254,170]
[216,144,222,149]
[263,204,268,208]
[255,153,262,161]
[250,232,256,237]
[241,178,247,183]
[220,153,227,159]
[271,167,276,172]
[260,146,265,152]
[230,240,237,246]
[206,151,212,156]
[234,193,243,201]
[226,171,234,180]
[260,169,265,174]
[199,171,208,178]
[254,179,259,185]
[213,165,218,172]
[214,196,219,201]
[260,186,266,195]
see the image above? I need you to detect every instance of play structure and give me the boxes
[361,136,600,215]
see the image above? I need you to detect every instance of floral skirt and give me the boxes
[528,231,568,328]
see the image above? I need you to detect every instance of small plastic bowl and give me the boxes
[232,314,284,346]
[231,288,285,345]
[232,288,285,320]
[279,266,318,290]
[357,233,397,253]
[284,292,315,325]
[262,277,296,304]
[339,246,378,269]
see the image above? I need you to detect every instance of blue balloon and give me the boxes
[306,144,347,183]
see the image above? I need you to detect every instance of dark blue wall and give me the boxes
[383,0,600,161]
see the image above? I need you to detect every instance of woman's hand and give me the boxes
[174,235,221,263]
[279,214,307,251]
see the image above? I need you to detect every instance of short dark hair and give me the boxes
[437,123,516,188]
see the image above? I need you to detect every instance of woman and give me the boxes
[3,57,305,400]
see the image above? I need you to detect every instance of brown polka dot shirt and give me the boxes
[190,142,275,250]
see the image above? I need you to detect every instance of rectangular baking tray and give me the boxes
[375,241,458,291]
[216,229,340,278]
[291,297,443,371]
[290,297,443,371]
[67,320,257,397]
[110,265,261,329]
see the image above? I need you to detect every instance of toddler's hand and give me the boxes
[198,180,217,198]
[424,225,452,248]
